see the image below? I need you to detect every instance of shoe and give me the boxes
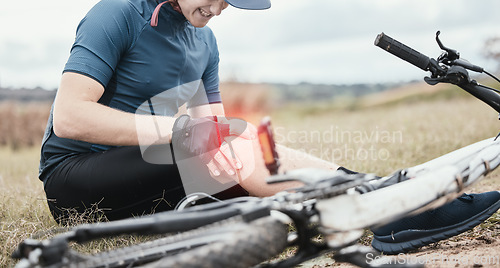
[371,191,500,254]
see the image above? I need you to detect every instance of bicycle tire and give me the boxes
[142,216,288,268]
[62,216,288,268]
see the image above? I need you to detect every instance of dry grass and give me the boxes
[1,84,499,267]
[271,89,499,176]
[0,101,51,150]
[0,146,55,267]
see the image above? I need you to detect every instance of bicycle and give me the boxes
[12,31,500,268]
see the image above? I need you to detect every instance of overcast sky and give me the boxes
[1,0,499,89]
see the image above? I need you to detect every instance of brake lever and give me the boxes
[436,31,460,62]
[435,31,484,73]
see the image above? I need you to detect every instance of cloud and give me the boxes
[1,0,499,88]
[0,0,99,88]
[212,0,500,84]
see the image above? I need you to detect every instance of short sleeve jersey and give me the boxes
[39,0,221,181]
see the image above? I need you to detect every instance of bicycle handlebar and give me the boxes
[375,31,500,114]
[459,82,500,113]
[374,33,431,71]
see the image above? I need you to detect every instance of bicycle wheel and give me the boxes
[145,216,288,268]
[63,216,288,268]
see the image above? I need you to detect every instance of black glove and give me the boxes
[172,115,230,163]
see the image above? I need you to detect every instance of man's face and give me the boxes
[178,0,229,27]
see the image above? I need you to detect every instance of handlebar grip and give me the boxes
[375,33,431,71]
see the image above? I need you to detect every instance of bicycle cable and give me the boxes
[483,70,500,91]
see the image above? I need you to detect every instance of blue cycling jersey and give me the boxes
[39,0,221,181]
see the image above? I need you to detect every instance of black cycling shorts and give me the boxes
[43,146,248,223]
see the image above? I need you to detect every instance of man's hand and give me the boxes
[206,117,257,178]
[172,115,256,180]
[172,115,229,162]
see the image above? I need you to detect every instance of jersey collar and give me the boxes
[151,0,185,27]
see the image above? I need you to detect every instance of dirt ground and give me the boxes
[297,221,500,268]
[297,233,500,267]
[297,173,500,268]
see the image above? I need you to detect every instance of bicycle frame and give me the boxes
[318,137,500,232]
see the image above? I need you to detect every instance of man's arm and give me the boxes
[53,72,177,146]
[187,102,225,118]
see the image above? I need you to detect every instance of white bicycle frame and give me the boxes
[317,137,500,234]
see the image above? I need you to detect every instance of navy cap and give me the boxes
[224,0,271,10]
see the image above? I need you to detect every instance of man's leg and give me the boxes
[44,146,187,223]
[371,191,500,254]
[330,166,500,254]
[226,137,500,255]
[214,135,339,197]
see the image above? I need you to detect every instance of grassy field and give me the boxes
[1,84,500,267]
